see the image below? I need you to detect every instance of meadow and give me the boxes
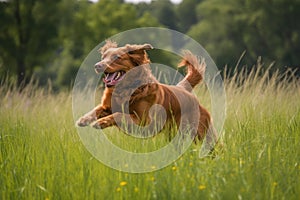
[0,64,299,200]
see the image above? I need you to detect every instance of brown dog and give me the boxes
[76,40,216,144]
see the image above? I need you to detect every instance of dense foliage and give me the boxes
[0,0,299,88]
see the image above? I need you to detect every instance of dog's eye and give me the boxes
[113,54,120,60]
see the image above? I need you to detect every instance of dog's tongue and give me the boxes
[103,72,119,87]
[105,72,117,83]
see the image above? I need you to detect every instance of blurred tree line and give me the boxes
[0,0,299,89]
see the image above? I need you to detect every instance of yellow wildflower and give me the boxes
[120,181,127,186]
[116,187,121,192]
[198,184,206,190]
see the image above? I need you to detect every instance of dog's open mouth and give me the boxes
[103,71,126,87]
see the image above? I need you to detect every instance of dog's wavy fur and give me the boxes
[76,40,217,144]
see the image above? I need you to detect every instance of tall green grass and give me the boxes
[0,64,299,199]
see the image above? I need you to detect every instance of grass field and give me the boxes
[1,65,299,200]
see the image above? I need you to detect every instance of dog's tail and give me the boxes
[177,51,206,92]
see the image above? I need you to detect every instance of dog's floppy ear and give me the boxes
[99,40,118,54]
[125,43,153,54]
[124,44,153,65]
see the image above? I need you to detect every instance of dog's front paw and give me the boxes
[76,115,96,127]
[91,121,101,129]
[91,118,112,129]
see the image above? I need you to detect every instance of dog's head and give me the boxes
[95,40,153,87]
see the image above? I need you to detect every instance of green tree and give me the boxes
[242,0,300,72]
[46,0,161,88]
[0,0,62,85]
[188,0,249,70]
[188,0,300,73]
[135,0,178,30]
[176,0,202,32]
